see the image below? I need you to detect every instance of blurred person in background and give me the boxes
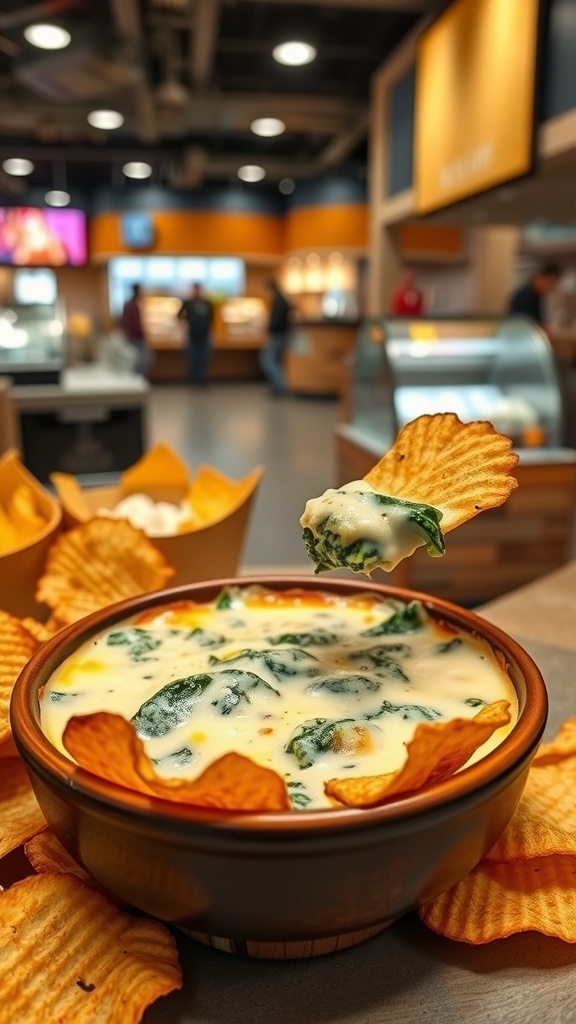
[507,263,562,326]
[390,266,425,317]
[179,282,214,387]
[260,278,291,396]
[120,284,153,377]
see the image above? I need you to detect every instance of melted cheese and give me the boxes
[301,481,429,572]
[40,591,517,810]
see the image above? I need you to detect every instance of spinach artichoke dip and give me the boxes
[40,587,516,810]
[301,482,445,575]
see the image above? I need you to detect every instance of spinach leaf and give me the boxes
[267,629,338,647]
[285,717,356,769]
[349,645,410,681]
[211,669,280,715]
[287,781,313,810]
[186,627,227,648]
[49,691,79,703]
[152,746,195,770]
[302,492,445,574]
[106,628,161,662]
[437,638,463,654]
[464,697,487,708]
[361,600,427,637]
[131,673,213,739]
[365,700,441,723]
[215,587,235,610]
[209,647,320,680]
[306,675,381,696]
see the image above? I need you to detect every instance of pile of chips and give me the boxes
[0,518,182,1022]
[420,718,576,943]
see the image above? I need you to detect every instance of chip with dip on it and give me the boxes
[301,413,519,575]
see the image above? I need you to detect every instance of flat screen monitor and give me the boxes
[0,207,87,266]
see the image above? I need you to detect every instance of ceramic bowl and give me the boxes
[11,577,547,959]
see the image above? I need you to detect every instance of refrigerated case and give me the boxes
[350,316,563,454]
[0,302,64,385]
[336,316,576,605]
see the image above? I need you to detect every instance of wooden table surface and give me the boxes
[146,563,576,1024]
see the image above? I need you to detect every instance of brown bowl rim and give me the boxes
[11,575,548,835]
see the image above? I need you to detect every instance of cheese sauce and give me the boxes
[40,587,517,810]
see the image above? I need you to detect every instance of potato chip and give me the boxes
[8,484,47,542]
[0,758,46,859]
[19,617,54,645]
[325,701,511,807]
[25,829,91,884]
[36,519,174,627]
[64,712,291,812]
[419,856,576,944]
[0,872,182,1023]
[533,717,576,766]
[0,611,39,746]
[364,413,518,532]
[485,742,576,862]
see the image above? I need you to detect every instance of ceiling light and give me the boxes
[250,117,286,138]
[45,190,71,207]
[24,23,71,50]
[123,161,153,179]
[2,158,34,176]
[237,164,266,183]
[273,41,316,66]
[87,109,124,130]
[279,177,295,195]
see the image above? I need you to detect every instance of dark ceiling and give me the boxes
[0,0,434,195]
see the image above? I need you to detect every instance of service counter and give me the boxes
[286,321,357,396]
[149,335,265,383]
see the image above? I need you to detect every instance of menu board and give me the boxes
[414,0,540,215]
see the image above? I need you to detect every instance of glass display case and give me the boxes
[351,316,563,453]
[0,302,64,385]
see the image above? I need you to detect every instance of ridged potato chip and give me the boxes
[64,712,291,812]
[19,617,54,645]
[364,413,518,532]
[36,519,174,627]
[25,829,92,884]
[325,701,511,808]
[0,758,46,859]
[486,756,576,862]
[420,856,576,944]
[0,611,39,746]
[532,716,576,766]
[0,872,182,1023]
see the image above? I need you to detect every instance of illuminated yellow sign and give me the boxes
[414,0,540,215]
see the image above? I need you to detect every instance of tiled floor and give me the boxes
[149,382,341,566]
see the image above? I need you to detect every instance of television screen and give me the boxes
[0,207,87,266]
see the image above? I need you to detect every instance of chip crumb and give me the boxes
[76,979,96,993]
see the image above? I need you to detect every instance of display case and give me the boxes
[0,302,64,385]
[336,316,576,605]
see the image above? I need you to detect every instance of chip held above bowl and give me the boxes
[51,442,263,586]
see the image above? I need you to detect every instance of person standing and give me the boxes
[507,263,562,326]
[119,284,153,377]
[260,278,291,396]
[179,282,214,386]
[390,267,425,317]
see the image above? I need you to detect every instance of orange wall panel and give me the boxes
[285,204,368,252]
[395,223,466,259]
[90,210,285,260]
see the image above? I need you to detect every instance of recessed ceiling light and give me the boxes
[250,117,286,138]
[123,161,153,179]
[45,190,71,207]
[87,109,124,130]
[238,164,266,182]
[24,23,71,50]
[273,41,316,66]
[279,177,295,195]
[2,158,34,176]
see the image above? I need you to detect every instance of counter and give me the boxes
[142,560,576,1024]
[286,321,357,396]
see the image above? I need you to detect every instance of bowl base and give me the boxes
[180,922,393,959]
